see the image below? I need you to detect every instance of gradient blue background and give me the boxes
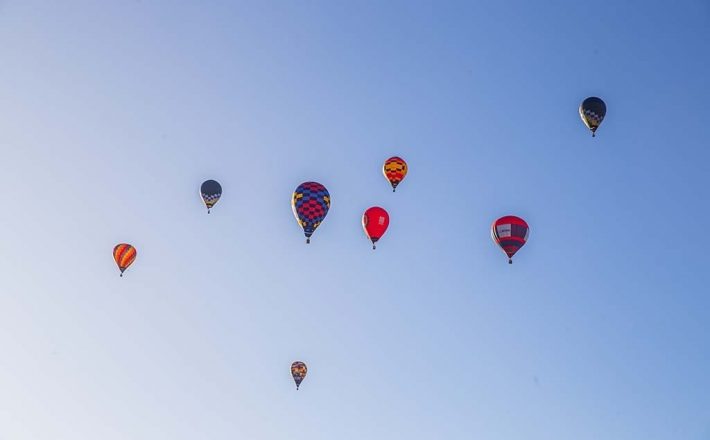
[1,1,709,439]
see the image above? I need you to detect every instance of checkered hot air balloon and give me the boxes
[579,97,606,137]
[292,182,330,243]
[383,156,407,192]
[291,361,307,390]
[200,179,222,213]
[113,243,137,277]
[362,206,390,250]
[491,216,529,264]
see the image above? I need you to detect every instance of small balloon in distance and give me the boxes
[200,180,222,213]
[579,97,606,137]
[291,361,307,390]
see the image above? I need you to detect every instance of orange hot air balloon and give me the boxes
[383,156,407,192]
[113,243,137,277]
[362,206,390,250]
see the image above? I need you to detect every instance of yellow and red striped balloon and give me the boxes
[113,243,137,277]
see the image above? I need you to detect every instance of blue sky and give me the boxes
[1,1,709,439]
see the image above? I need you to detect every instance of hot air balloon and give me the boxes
[362,206,389,250]
[292,182,330,243]
[491,216,529,264]
[383,156,407,192]
[200,180,222,213]
[579,97,606,137]
[291,361,307,390]
[113,243,137,276]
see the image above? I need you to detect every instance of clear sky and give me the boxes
[1,1,709,439]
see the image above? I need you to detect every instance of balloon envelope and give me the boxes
[579,97,606,136]
[200,180,222,212]
[113,243,137,276]
[362,206,389,249]
[383,156,408,192]
[292,182,330,243]
[491,216,529,263]
[291,361,307,389]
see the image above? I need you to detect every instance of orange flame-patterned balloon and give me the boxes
[113,243,137,277]
[383,156,407,192]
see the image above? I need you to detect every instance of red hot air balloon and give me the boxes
[362,207,389,250]
[491,216,529,264]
